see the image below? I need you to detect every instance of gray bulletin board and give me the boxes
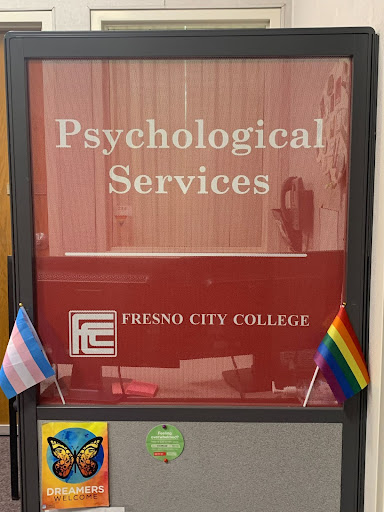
[38,421,342,512]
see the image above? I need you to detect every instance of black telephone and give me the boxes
[272,177,313,252]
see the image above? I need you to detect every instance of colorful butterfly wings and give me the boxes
[76,437,103,478]
[47,437,75,479]
[47,436,103,479]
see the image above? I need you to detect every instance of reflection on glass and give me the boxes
[28,57,351,406]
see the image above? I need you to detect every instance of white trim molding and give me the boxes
[0,424,12,435]
[0,10,53,31]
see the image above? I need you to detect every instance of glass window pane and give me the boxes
[28,57,351,407]
[103,21,269,30]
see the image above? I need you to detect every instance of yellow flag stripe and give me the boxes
[328,324,368,388]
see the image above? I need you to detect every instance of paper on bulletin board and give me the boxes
[41,422,109,509]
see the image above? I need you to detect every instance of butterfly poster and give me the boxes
[41,422,109,509]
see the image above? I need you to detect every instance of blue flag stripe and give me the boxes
[16,311,54,379]
[0,366,17,399]
[317,343,355,399]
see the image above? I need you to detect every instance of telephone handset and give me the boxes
[272,176,313,252]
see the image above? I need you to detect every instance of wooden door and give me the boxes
[0,34,13,425]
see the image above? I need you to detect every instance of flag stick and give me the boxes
[303,366,319,407]
[54,376,66,405]
[19,306,66,405]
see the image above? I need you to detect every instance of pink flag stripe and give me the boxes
[6,338,37,389]
[10,325,46,383]
[2,352,27,394]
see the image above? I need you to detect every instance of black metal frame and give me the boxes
[4,28,378,512]
[7,256,19,501]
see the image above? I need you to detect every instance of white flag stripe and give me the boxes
[20,306,45,352]
[6,338,37,389]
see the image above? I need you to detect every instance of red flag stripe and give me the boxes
[333,315,370,383]
[338,306,365,360]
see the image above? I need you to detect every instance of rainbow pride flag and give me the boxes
[314,305,369,403]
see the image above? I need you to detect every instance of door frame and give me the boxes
[90,8,282,31]
[0,10,53,32]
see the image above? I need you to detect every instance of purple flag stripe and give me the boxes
[314,352,347,403]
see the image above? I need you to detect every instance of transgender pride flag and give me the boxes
[0,306,55,399]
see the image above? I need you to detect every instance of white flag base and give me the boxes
[303,366,319,407]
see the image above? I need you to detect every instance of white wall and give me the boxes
[292,5,384,512]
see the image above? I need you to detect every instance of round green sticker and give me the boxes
[146,424,184,461]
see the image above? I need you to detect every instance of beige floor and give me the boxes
[0,436,20,512]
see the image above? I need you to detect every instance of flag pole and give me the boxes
[54,376,66,405]
[303,366,319,407]
[19,304,66,405]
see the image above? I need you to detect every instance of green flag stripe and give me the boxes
[322,334,361,393]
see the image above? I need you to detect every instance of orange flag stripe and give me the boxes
[333,316,370,383]
[338,306,365,359]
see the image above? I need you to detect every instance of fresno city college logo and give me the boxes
[69,311,117,357]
